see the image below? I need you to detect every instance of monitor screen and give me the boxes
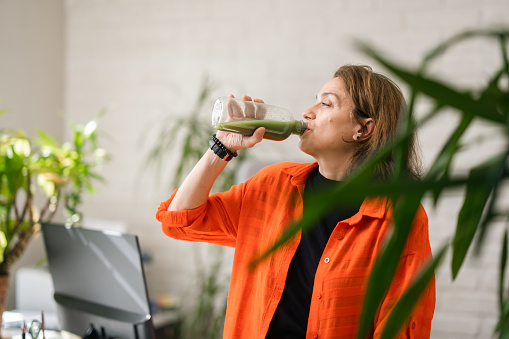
[41,223,154,339]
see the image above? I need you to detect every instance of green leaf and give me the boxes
[37,173,56,197]
[4,147,26,197]
[357,42,506,124]
[36,129,60,150]
[478,68,509,117]
[357,191,423,339]
[0,230,6,262]
[452,152,507,278]
[496,294,509,337]
[380,244,447,339]
[73,127,84,152]
[500,229,508,314]
[426,113,473,181]
[418,30,509,71]
[83,120,98,138]
[475,151,509,253]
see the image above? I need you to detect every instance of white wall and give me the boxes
[2,0,509,338]
[0,0,65,310]
[0,0,64,138]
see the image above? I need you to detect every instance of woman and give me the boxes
[156,65,435,338]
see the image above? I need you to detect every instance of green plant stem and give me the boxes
[9,171,32,242]
[37,191,60,224]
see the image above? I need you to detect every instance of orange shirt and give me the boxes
[156,162,435,339]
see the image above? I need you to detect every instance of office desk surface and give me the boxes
[1,328,79,339]
[2,309,178,339]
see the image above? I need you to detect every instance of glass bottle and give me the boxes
[211,96,307,141]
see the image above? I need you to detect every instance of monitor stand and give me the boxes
[55,294,154,339]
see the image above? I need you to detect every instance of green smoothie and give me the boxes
[217,120,304,141]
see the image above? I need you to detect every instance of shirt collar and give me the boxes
[281,161,319,187]
[348,197,390,226]
[280,161,389,225]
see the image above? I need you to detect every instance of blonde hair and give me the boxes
[334,65,421,179]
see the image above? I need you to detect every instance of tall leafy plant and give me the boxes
[143,79,249,338]
[0,114,108,276]
[143,78,248,193]
[250,28,509,338]
[35,118,108,225]
[178,245,229,339]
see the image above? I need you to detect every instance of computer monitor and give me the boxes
[41,223,155,339]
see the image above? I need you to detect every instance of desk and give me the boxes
[1,329,78,339]
[2,309,179,339]
[152,310,180,339]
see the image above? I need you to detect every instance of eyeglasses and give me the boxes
[22,311,46,339]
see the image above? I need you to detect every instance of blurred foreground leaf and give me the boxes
[452,152,508,278]
[380,244,447,339]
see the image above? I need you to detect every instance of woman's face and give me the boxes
[299,77,362,159]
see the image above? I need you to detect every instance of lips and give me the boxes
[299,128,310,139]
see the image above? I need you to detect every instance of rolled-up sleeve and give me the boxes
[156,189,207,227]
[156,186,244,247]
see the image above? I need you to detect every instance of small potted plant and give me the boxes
[0,111,109,328]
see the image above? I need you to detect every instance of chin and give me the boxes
[298,139,305,151]
[298,141,313,157]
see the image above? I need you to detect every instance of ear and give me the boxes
[354,118,375,141]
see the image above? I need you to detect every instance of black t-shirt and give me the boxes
[265,167,364,339]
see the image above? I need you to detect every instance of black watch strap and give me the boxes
[209,134,238,161]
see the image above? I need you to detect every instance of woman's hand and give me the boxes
[216,94,266,152]
[168,95,266,211]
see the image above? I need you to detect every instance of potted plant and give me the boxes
[0,111,108,328]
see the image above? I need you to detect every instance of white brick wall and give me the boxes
[63,1,509,338]
[0,0,65,312]
[0,0,64,138]
[2,0,509,337]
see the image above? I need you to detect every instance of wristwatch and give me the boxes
[209,135,238,161]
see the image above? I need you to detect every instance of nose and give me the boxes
[302,105,316,120]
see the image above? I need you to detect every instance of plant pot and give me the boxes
[0,275,9,335]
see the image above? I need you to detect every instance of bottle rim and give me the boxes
[211,97,224,127]
[295,120,307,135]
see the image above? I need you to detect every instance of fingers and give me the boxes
[227,98,244,120]
[240,127,265,150]
[244,99,256,118]
[252,127,265,141]
[226,94,264,120]
[216,127,265,153]
[241,95,264,104]
[237,95,264,119]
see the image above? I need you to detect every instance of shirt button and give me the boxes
[336,234,344,240]
[312,334,318,338]
[317,293,322,299]
[324,257,330,263]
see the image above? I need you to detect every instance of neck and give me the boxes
[315,156,353,181]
